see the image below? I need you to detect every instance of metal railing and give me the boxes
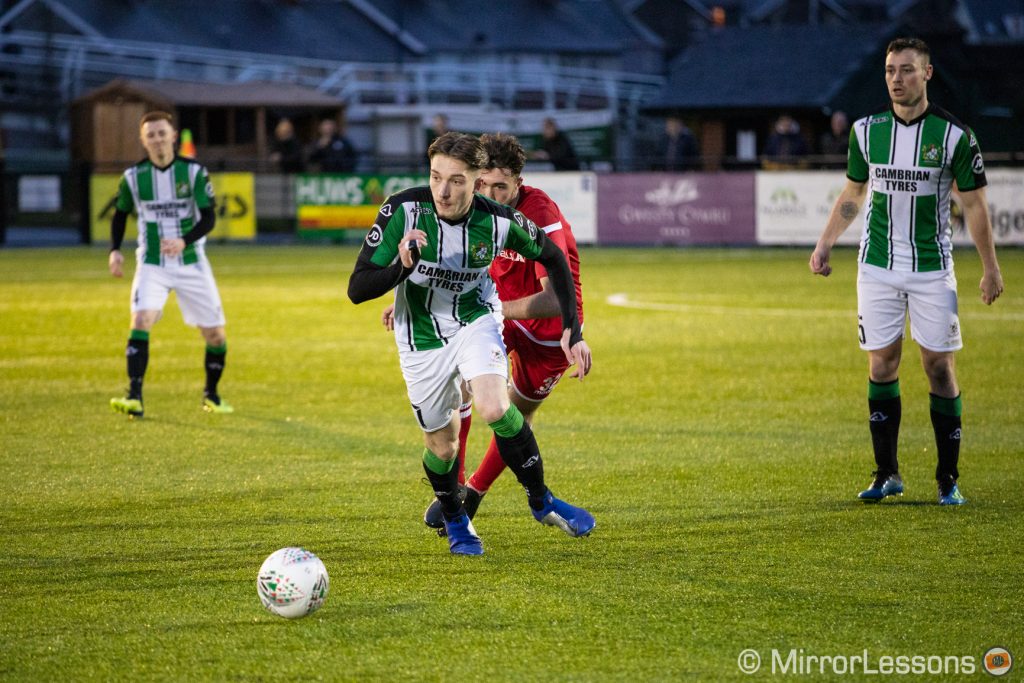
[0,30,665,119]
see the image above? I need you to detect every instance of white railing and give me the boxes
[0,30,664,118]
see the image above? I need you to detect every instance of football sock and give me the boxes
[126,329,149,400]
[456,401,472,485]
[204,343,227,398]
[489,405,547,510]
[868,378,901,474]
[930,393,962,481]
[422,448,463,520]
[467,436,508,494]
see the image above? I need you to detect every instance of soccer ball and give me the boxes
[256,547,330,619]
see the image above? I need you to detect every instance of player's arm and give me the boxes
[162,167,217,256]
[500,278,560,320]
[952,128,1002,305]
[810,178,867,276]
[347,197,423,304]
[958,186,1003,305]
[811,126,869,276]
[507,217,591,377]
[109,175,135,277]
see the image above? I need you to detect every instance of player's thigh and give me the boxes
[130,264,172,316]
[455,315,508,384]
[508,338,570,404]
[907,270,962,352]
[399,346,462,433]
[857,265,908,351]
[174,262,226,328]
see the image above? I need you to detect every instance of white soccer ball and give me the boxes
[256,547,330,619]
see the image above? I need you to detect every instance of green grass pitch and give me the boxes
[1,245,1021,681]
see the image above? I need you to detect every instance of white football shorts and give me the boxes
[399,314,508,432]
[130,261,226,328]
[856,263,961,352]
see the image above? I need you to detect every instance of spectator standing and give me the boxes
[309,118,358,173]
[658,116,700,171]
[269,118,305,173]
[818,110,850,168]
[763,114,809,168]
[533,117,581,171]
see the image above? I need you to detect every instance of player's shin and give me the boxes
[127,329,149,399]
[489,405,548,510]
[868,378,901,474]
[930,393,962,481]
[204,343,227,398]
[456,401,472,485]
[422,448,464,520]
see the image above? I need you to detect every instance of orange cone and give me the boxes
[179,129,197,158]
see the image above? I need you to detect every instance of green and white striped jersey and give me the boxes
[364,187,545,352]
[848,105,986,272]
[115,156,215,267]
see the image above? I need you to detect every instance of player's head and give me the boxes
[885,37,932,109]
[139,111,177,165]
[427,132,487,221]
[478,133,526,207]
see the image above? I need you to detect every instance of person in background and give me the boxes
[762,114,809,169]
[309,118,358,173]
[532,117,581,171]
[657,116,700,171]
[269,118,305,173]
[818,110,850,168]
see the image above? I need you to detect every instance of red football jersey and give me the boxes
[489,185,584,343]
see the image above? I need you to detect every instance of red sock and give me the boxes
[456,402,472,485]
[467,435,507,493]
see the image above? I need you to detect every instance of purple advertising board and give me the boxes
[597,173,756,245]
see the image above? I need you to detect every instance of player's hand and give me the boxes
[399,230,426,268]
[160,238,186,256]
[108,249,124,278]
[980,269,1004,305]
[560,330,592,381]
[809,245,832,277]
[381,304,395,331]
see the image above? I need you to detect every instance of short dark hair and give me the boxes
[140,110,175,129]
[480,133,526,177]
[427,132,487,170]
[886,37,930,62]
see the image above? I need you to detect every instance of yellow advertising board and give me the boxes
[90,172,256,243]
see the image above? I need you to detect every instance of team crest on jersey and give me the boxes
[176,181,191,198]
[468,240,492,267]
[919,144,943,167]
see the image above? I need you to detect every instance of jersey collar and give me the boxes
[890,102,932,127]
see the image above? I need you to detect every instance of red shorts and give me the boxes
[502,321,570,402]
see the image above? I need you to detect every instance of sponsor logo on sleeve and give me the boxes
[366,225,383,247]
[972,154,984,174]
[379,203,393,218]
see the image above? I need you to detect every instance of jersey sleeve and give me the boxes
[114,175,135,213]
[193,166,215,210]
[502,211,544,260]
[533,223,568,280]
[846,126,868,182]
[363,195,409,267]
[951,128,987,192]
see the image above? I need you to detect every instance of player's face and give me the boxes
[477,167,522,207]
[885,50,931,109]
[140,119,177,165]
[429,154,480,221]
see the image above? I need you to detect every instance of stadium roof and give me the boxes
[643,23,891,112]
[75,79,344,108]
[25,0,661,61]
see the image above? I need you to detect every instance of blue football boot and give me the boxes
[857,471,904,501]
[531,490,595,537]
[443,513,484,555]
[938,479,967,506]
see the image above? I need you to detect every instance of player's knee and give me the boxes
[202,327,226,347]
[474,397,509,425]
